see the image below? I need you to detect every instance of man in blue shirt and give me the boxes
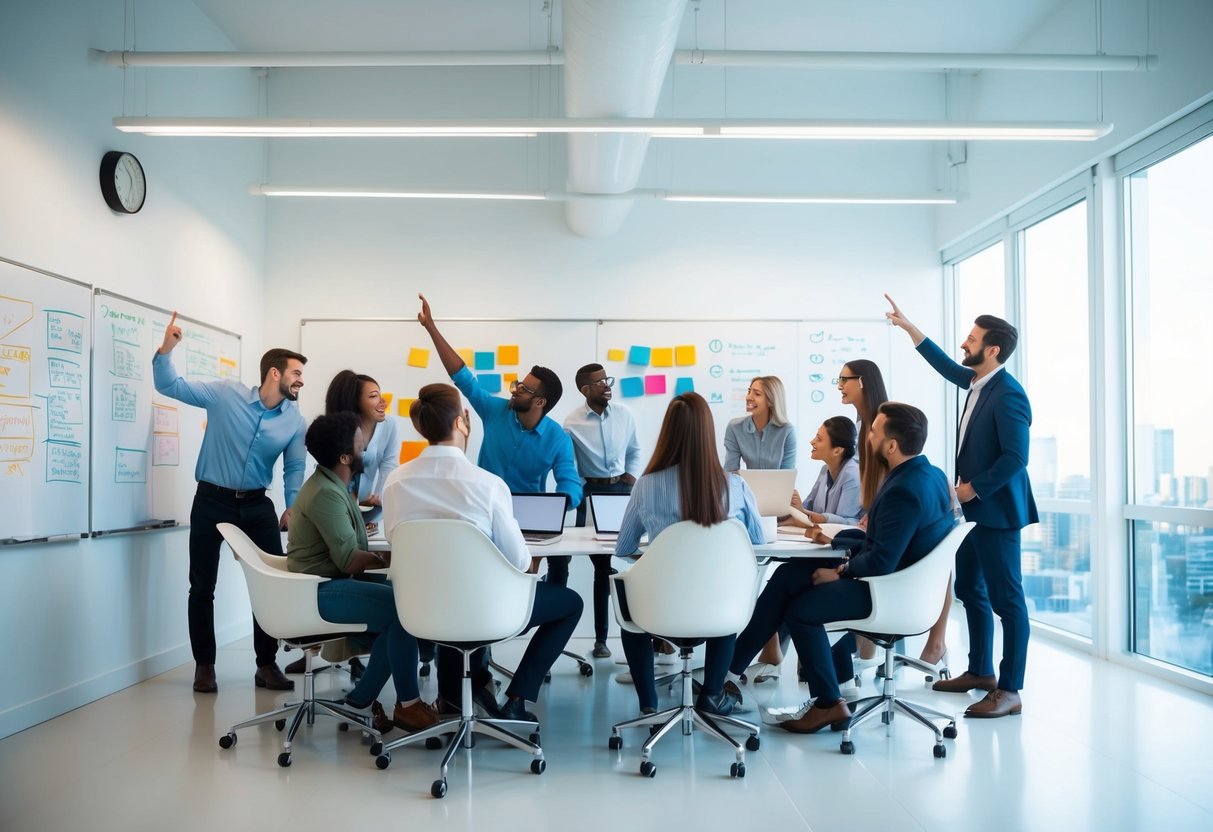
[153,312,307,693]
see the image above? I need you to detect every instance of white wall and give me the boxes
[0,0,267,738]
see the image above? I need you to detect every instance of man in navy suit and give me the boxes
[886,295,1037,718]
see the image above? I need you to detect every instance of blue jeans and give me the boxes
[317,575,420,705]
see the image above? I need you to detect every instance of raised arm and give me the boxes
[417,293,466,376]
[884,294,926,346]
[887,294,976,389]
[152,311,218,408]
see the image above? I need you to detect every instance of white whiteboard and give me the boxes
[0,258,90,542]
[91,292,241,534]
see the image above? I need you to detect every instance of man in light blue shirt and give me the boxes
[563,362,642,657]
[153,312,307,693]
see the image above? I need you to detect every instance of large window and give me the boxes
[954,241,1005,333]
[1126,134,1213,674]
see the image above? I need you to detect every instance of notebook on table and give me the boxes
[736,468,798,517]
[588,492,631,541]
[510,492,567,545]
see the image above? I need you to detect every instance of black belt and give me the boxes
[198,481,266,500]
[584,475,625,485]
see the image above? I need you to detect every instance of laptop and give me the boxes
[511,492,567,546]
[737,468,798,517]
[589,492,631,541]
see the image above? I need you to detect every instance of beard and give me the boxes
[508,396,531,414]
[279,379,300,401]
[349,453,365,478]
[961,348,984,367]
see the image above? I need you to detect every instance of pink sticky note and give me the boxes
[644,375,667,395]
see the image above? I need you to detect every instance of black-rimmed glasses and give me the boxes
[510,380,540,396]
[832,374,861,385]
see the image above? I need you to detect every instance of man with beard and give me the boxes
[154,313,307,693]
[885,295,1037,719]
[726,402,954,733]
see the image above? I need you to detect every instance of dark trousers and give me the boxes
[437,582,583,704]
[620,629,735,712]
[731,561,873,704]
[571,479,633,641]
[187,486,280,667]
[954,525,1030,691]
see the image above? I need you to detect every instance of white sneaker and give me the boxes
[615,671,634,685]
[655,651,679,667]
[743,661,782,684]
[838,679,860,701]
[765,699,813,723]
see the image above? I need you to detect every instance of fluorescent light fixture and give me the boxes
[663,194,959,205]
[255,186,961,205]
[116,116,1110,141]
[257,186,545,200]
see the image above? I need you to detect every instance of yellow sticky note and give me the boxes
[380,392,394,408]
[606,349,626,362]
[397,398,416,418]
[652,347,674,367]
[503,372,518,385]
[407,347,429,369]
[399,440,427,464]
[456,348,474,366]
[675,345,697,366]
[497,345,520,365]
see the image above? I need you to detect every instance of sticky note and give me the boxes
[380,392,394,408]
[474,351,495,371]
[674,377,695,395]
[675,345,697,366]
[651,348,674,367]
[606,349,626,362]
[456,348,474,366]
[504,372,518,385]
[497,345,520,365]
[628,346,651,366]
[397,398,416,418]
[407,347,430,368]
[645,375,667,395]
[399,441,427,464]
[478,373,502,394]
[620,377,645,398]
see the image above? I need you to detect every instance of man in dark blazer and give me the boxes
[886,295,1037,718]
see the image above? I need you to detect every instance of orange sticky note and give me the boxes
[399,440,427,464]
[675,345,697,366]
[407,348,429,369]
[497,345,520,365]
[456,348,474,366]
[504,372,518,385]
[380,392,394,408]
[397,398,416,417]
[606,348,626,362]
[652,347,674,367]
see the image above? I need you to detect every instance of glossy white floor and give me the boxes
[2,622,1212,832]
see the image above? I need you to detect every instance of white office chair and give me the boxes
[375,519,545,799]
[607,520,761,779]
[215,523,384,767]
[826,521,974,758]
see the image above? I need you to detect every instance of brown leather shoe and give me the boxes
[780,699,852,734]
[932,671,996,693]
[367,701,396,735]
[193,663,218,693]
[964,689,1022,718]
[254,662,296,691]
[393,699,441,733]
[283,655,308,674]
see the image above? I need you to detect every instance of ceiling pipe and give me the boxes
[103,49,1155,72]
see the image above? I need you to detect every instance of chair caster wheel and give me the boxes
[640,761,656,778]
[218,733,236,749]
[419,662,431,677]
[544,672,552,684]
[840,740,855,755]
[933,744,947,758]
[369,741,383,756]
[881,711,893,725]
[608,735,623,751]
[425,736,443,750]
[375,753,391,770]
[431,779,447,798]
[274,719,286,731]
[730,762,746,778]
[943,724,958,739]
[529,732,541,745]
[277,752,292,767]
[531,758,546,774]
[745,735,760,751]
[579,663,593,677]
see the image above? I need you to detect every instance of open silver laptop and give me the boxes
[737,468,798,517]
[511,492,567,546]
[589,492,631,541]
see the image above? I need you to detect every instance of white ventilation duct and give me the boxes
[561,0,686,237]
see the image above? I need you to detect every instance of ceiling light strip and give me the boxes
[255,186,961,205]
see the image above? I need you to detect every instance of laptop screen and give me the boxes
[589,493,631,535]
[510,492,567,534]
[736,468,798,516]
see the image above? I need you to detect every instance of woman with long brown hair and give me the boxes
[614,392,765,718]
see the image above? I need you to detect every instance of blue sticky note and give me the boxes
[474,351,496,370]
[674,377,695,395]
[477,373,502,394]
[628,345,651,366]
[620,377,645,398]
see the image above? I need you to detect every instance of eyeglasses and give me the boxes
[510,380,541,397]
[832,375,862,384]
[583,377,616,390]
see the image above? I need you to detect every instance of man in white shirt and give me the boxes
[381,383,583,723]
[562,362,642,658]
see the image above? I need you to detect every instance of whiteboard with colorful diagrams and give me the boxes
[91,291,241,534]
[0,257,90,542]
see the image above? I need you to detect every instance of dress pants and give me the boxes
[621,629,735,712]
[954,525,1030,691]
[437,582,583,705]
[574,480,633,642]
[187,486,280,667]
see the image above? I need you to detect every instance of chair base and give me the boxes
[608,648,759,778]
[490,648,594,681]
[838,646,958,758]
